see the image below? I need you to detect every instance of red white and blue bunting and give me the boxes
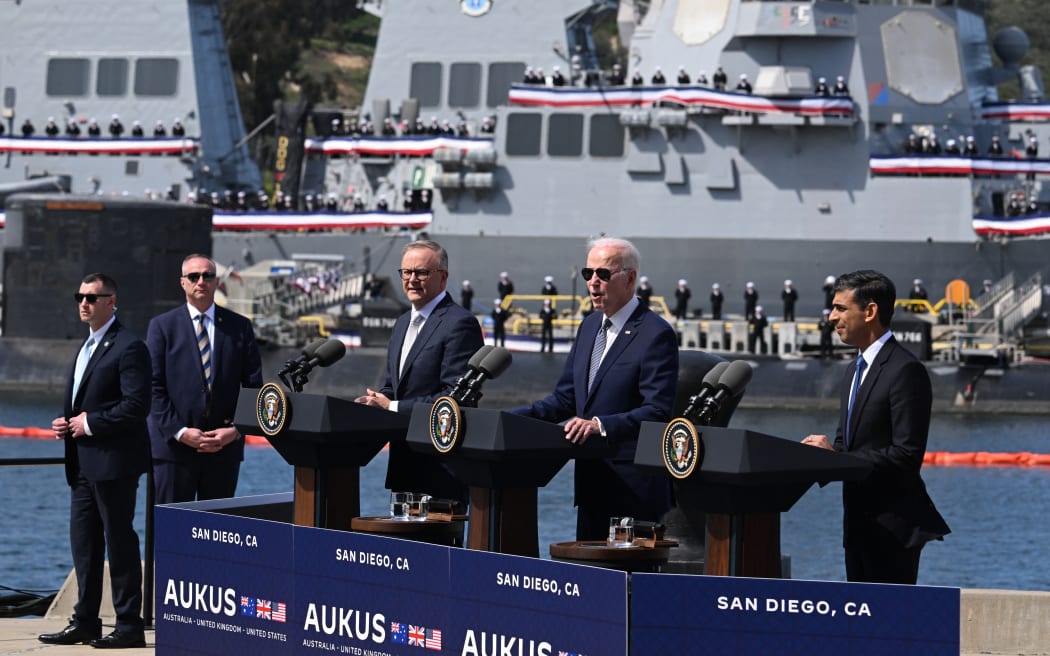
[870,155,1050,176]
[305,136,494,157]
[211,210,432,232]
[980,103,1050,122]
[972,215,1050,237]
[507,84,855,116]
[0,136,199,156]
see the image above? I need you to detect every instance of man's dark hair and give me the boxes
[834,270,895,327]
[81,272,117,294]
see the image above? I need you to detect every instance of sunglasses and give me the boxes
[74,293,113,304]
[182,272,218,283]
[581,267,628,282]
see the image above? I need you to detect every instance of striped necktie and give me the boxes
[197,314,213,390]
[845,355,867,448]
[588,318,612,393]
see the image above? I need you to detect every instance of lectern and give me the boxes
[234,391,408,528]
[635,424,871,577]
[407,405,615,557]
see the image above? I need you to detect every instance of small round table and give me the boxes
[350,516,467,547]
[549,540,678,573]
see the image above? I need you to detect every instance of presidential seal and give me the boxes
[256,382,290,438]
[460,0,492,18]
[662,418,701,479]
[429,396,463,454]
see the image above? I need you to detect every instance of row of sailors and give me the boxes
[902,134,1038,158]
[1006,193,1041,217]
[188,188,432,214]
[523,64,850,96]
[3,114,186,138]
[328,115,495,138]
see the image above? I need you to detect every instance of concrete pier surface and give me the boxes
[2,573,1047,655]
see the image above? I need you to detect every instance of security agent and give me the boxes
[510,238,679,539]
[40,273,149,648]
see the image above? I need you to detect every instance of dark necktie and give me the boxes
[588,318,612,393]
[846,355,867,448]
[197,314,213,390]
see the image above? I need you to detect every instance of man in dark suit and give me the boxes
[41,273,149,648]
[147,254,262,504]
[511,238,679,540]
[356,240,484,502]
[802,270,949,584]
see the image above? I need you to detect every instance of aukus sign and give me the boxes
[155,496,959,655]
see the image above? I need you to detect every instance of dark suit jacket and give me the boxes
[146,305,262,464]
[834,337,950,549]
[512,304,679,518]
[63,320,151,486]
[381,292,485,496]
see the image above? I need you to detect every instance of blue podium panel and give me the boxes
[155,502,296,655]
[294,526,453,654]
[449,549,628,656]
[630,574,960,656]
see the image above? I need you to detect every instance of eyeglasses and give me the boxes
[581,267,629,282]
[182,272,217,283]
[397,268,444,281]
[74,293,113,304]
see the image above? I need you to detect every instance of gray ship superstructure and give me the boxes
[0,0,258,202]
[222,0,1050,317]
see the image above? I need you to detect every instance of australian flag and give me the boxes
[240,596,256,617]
[390,621,408,644]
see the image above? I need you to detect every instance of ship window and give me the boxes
[46,58,90,97]
[96,59,129,97]
[589,115,625,158]
[505,113,542,157]
[134,58,179,97]
[448,63,481,108]
[548,114,583,157]
[410,62,443,108]
[487,62,526,107]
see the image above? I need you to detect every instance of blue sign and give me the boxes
[630,573,960,655]
[449,549,628,656]
[154,502,295,655]
[294,527,453,654]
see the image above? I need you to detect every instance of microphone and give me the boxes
[681,361,730,421]
[450,346,512,404]
[448,345,494,401]
[279,339,347,392]
[278,337,329,377]
[692,360,752,426]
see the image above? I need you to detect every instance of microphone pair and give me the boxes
[449,345,512,405]
[681,360,753,425]
[278,338,347,392]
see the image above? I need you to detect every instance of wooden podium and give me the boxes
[407,405,615,557]
[635,424,871,577]
[234,391,408,529]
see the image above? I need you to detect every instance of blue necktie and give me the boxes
[72,337,95,399]
[588,318,612,393]
[845,355,867,448]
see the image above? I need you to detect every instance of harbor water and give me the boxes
[2,391,1049,595]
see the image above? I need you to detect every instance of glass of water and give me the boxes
[390,491,411,520]
[608,516,634,547]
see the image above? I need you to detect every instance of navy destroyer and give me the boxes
[1,0,1048,326]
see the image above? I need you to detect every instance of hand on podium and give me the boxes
[355,388,392,410]
[801,434,833,450]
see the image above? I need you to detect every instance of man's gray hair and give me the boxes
[587,237,640,271]
[402,239,449,270]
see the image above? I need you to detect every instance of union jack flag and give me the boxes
[408,625,425,647]
[256,599,272,620]
[425,628,442,650]
[272,601,286,623]
[390,622,407,644]
[240,596,256,617]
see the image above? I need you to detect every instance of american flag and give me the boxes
[425,628,442,651]
[256,599,272,620]
[408,625,425,647]
[390,622,407,644]
[272,601,286,623]
[240,596,256,617]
